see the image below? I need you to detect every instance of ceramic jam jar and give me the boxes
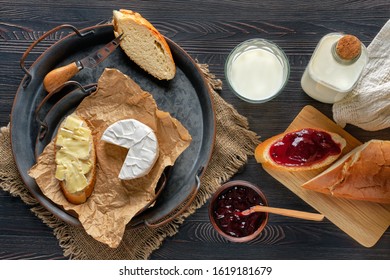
[208,180,269,242]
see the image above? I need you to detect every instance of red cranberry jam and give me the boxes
[269,128,341,167]
[213,186,266,238]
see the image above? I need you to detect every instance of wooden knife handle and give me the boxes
[250,205,325,221]
[43,62,80,92]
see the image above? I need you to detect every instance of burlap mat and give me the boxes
[0,64,260,259]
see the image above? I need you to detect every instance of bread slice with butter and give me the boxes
[112,9,176,80]
[54,113,96,204]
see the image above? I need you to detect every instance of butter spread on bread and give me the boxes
[101,119,159,180]
[302,139,390,204]
[255,128,346,171]
[113,9,176,80]
[54,113,96,204]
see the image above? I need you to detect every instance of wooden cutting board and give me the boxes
[263,105,390,247]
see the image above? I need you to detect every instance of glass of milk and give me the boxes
[225,38,290,103]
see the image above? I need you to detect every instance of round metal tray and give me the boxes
[10,24,215,228]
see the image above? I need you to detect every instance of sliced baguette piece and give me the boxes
[255,128,346,171]
[113,9,176,80]
[302,140,390,204]
[54,113,96,204]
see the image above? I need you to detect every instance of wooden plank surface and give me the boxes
[0,0,389,260]
[263,105,390,247]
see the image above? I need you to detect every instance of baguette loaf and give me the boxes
[302,140,390,204]
[54,113,96,204]
[113,9,176,80]
[255,128,346,171]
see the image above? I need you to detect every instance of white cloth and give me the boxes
[333,19,390,131]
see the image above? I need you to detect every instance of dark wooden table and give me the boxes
[0,0,389,260]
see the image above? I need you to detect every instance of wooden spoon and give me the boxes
[240,205,325,221]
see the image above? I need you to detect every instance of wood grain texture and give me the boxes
[263,106,390,247]
[0,0,389,260]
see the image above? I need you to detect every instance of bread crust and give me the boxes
[302,140,390,204]
[254,128,346,171]
[54,115,96,205]
[113,9,176,80]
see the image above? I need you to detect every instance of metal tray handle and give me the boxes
[35,81,97,140]
[145,166,204,228]
[20,24,94,88]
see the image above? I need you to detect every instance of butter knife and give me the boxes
[43,34,122,92]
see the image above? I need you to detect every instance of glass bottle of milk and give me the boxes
[301,33,368,104]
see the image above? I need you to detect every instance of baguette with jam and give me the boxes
[302,139,390,204]
[54,113,96,204]
[255,128,346,171]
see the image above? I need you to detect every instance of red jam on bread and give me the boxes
[269,128,342,166]
[255,128,346,171]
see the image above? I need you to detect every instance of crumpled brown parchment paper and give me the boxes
[28,68,192,248]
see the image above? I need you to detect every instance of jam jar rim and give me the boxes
[208,180,269,243]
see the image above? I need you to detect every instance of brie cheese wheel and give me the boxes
[101,119,159,180]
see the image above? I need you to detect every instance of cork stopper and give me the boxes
[335,35,361,61]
